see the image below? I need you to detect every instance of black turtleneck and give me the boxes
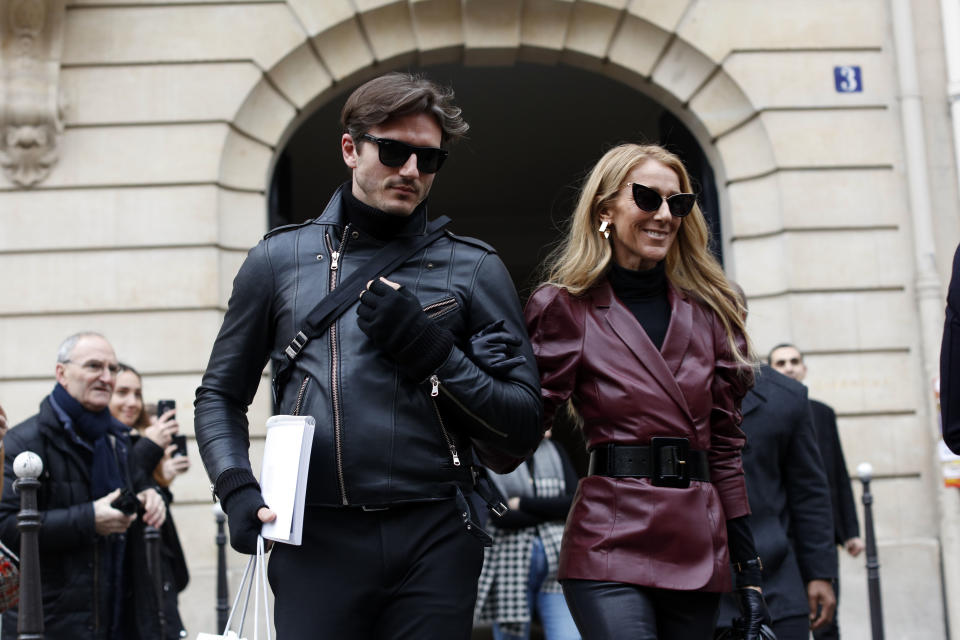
[608,260,670,350]
[341,183,424,241]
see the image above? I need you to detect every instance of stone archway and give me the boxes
[215,0,781,289]
[212,0,781,475]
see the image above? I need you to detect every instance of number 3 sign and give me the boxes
[834,65,863,93]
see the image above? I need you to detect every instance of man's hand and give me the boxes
[844,536,866,557]
[93,488,136,535]
[356,277,453,382]
[222,485,276,554]
[807,578,837,630]
[138,488,167,528]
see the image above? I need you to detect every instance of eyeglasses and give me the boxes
[64,359,121,376]
[772,357,802,367]
[360,134,448,174]
[627,183,697,218]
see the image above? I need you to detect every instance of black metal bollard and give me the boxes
[144,524,166,640]
[13,451,44,640]
[857,462,885,640]
[214,503,229,632]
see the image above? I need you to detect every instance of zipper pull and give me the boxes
[330,251,340,271]
[449,445,461,467]
[430,375,440,397]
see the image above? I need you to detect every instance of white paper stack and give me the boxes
[259,414,315,545]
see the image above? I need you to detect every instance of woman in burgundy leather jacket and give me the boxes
[524,144,768,640]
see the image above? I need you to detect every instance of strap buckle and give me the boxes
[284,331,309,360]
[650,437,691,488]
[472,466,508,517]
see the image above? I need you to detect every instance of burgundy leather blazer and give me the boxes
[524,279,753,592]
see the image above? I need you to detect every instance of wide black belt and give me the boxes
[588,438,710,488]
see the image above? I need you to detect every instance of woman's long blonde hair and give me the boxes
[541,143,753,366]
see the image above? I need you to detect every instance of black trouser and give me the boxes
[267,500,484,639]
[561,579,721,640]
[773,614,812,640]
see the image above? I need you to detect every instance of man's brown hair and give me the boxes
[340,72,469,145]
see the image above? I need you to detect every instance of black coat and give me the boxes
[718,367,837,624]
[809,400,860,545]
[941,243,960,454]
[0,397,161,640]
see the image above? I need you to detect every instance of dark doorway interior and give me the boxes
[269,62,720,475]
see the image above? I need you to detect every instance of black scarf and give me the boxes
[51,383,127,499]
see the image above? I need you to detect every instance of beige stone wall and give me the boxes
[1,1,958,637]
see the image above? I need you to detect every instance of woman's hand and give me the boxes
[143,409,178,448]
[159,444,191,484]
[736,586,771,640]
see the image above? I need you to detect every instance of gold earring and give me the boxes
[598,220,610,239]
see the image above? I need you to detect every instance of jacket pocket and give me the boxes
[423,296,459,321]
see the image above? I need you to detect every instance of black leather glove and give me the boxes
[735,587,772,640]
[216,469,267,555]
[356,278,454,382]
[466,320,526,375]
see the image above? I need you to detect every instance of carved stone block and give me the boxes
[0,0,67,187]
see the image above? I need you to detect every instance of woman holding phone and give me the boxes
[110,363,190,639]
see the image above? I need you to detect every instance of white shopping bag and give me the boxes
[196,536,271,640]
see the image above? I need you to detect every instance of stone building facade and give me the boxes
[1,0,959,637]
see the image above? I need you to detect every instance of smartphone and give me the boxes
[110,488,142,516]
[156,399,176,418]
[171,434,188,458]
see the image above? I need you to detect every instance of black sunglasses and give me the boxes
[629,183,697,218]
[360,134,448,174]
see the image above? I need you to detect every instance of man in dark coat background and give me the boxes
[941,243,960,454]
[717,365,837,640]
[0,332,167,640]
[769,343,864,639]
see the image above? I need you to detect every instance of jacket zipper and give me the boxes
[292,376,310,416]
[423,296,458,320]
[429,374,508,438]
[429,376,461,467]
[325,228,351,505]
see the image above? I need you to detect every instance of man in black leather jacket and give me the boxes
[194,72,543,639]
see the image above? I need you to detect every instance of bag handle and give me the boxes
[221,536,271,640]
[272,216,451,403]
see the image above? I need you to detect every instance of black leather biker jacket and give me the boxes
[195,187,543,507]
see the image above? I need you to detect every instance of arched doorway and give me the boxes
[267,62,722,473]
[269,62,722,295]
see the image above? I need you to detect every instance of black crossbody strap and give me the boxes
[272,215,451,402]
